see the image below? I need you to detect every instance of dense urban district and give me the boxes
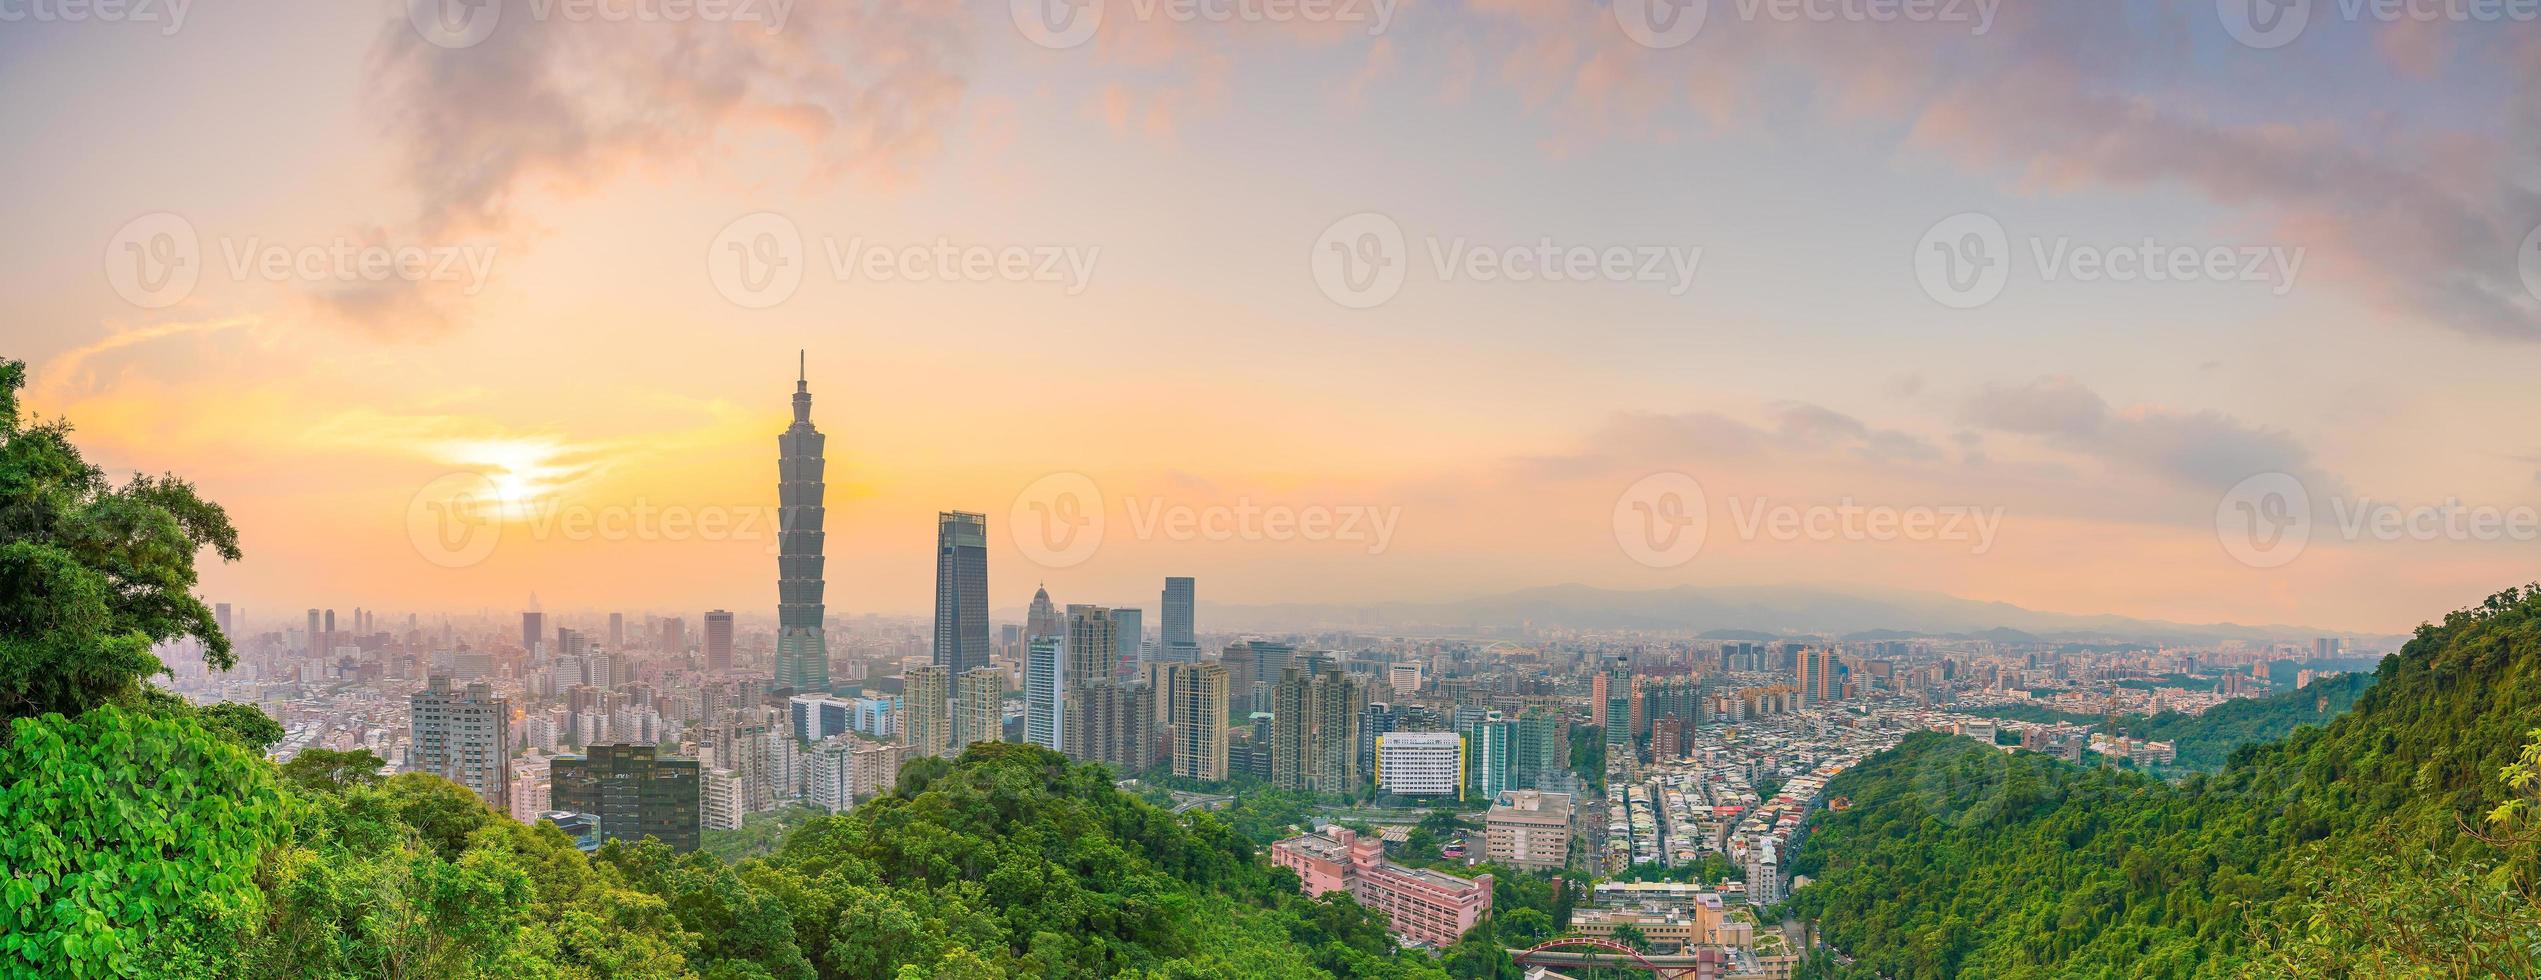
[5,358,2537,979]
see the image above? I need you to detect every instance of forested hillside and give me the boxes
[1786,588,2541,978]
[2121,670,2377,772]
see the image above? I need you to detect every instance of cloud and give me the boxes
[1962,376,2321,493]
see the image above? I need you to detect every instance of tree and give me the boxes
[1610,924,1653,953]
[0,706,287,978]
[278,747,388,793]
[0,359,241,723]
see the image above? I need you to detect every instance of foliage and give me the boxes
[1784,586,2541,978]
[700,805,822,863]
[2118,671,2376,772]
[0,706,289,978]
[278,748,388,794]
[0,359,240,723]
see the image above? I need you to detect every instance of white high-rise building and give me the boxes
[1025,636,1065,752]
[1375,731,1463,798]
[508,752,552,824]
[703,768,746,831]
[953,667,1003,752]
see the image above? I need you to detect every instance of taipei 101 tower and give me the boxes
[775,352,830,693]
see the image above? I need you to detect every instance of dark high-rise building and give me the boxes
[933,511,990,675]
[522,609,544,654]
[775,353,830,693]
[551,744,700,853]
[1160,577,1197,662]
[305,608,320,657]
[608,612,624,650]
[704,610,735,672]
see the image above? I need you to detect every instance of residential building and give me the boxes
[1025,636,1065,752]
[409,675,510,812]
[1165,661,1229,781]
[953,666,1003,753]
[903,665,952,759]
[1484,790,1573,872]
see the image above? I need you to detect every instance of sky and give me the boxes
[4,0,2539,634]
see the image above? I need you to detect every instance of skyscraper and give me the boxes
[933,511,990,675]
[608,612,624,650]
[521,608,544,654]
[704,610,735,672]
[1026,584,1063,641]
[305,608,320,658]
[776,353,831,693]
[1026,636,1065,752]
[410,675,510,812]
[1272,666,1366,794]
[1062,606,1116,755]
[903,664,952,759]
[1160,576,1196,662]
[953,666,1003,753]
[1109,607,1143,681]
[1165,661,1229,781]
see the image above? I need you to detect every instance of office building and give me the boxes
[1376,731,1464,798]
[1484,790,1573,872]
[520,609,543,655]
[953,666,1003,753]
[902,664,952,759]
[409,675,510,811]
[1164,661,1229,781]
[1462,711,1515,801]
[1109,607,1143,681]
[1270,827,1493,948]
[1027,584,1063,642]
[704,609,735,671]
[1160,576,1197,663]
[552,744,701,853]
[933,511,991,675]
[775,354,831,693]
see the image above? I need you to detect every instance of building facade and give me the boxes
[952,666,1003,753]
[1484,789,1573,872]
[1025,636,1065,752]
[1164,661,1229,781]
[903,664,952,759]
[933,511,990,675]
[775,355,831,693]
[1375,731,1464,798]
[409,675,510,812]
[1270,827,1493,948]
[551,744,701,853]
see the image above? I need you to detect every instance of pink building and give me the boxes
[1270,827,1493,948]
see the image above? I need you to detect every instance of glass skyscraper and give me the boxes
[933,511,990,675]
[775,354,829,693]
[1160,576,1197,662]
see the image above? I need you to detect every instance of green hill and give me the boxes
[1785,587,2541,978]
[2118,670,2377,772]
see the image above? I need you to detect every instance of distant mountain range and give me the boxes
[1181,583,2396,648]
